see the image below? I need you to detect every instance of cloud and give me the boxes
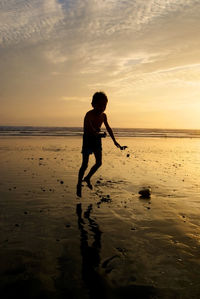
[61,96,89,102]
[1,0,200,126]
[0,0,64,46]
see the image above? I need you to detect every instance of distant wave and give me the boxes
[0,126,200,138]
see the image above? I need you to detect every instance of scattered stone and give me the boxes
[65,224,71,228]
[139,188,151,199]
[15,224,19,227]
[60,180,64,184]
[39,158,43,160]
[24,211,28,214]
[101,196,111,203]
[127,154,130,157]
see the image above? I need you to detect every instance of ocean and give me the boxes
[0,126,200,138]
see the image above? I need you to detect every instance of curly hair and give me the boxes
[91,92,108,107]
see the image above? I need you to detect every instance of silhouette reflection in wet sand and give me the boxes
[76,203,158,299]
[76,203,106,299]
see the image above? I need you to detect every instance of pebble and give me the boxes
[101,196,111,203]
[139,188,151,199]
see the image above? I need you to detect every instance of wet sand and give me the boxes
[1,136,200,298]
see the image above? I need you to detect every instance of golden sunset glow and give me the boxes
[0,0,200,128]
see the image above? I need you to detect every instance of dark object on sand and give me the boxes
[126,154,130,157]
[139,188,151,199]
[101,195,111,202]
[60,180,64,184]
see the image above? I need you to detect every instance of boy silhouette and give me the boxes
[77,92,126,197]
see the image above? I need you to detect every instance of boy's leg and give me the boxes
[77,153,89,197]
[84,150,102,188]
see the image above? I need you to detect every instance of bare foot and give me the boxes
[76,184,82,197]
[83,177,93,190]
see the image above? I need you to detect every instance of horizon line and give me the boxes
[0,125,199,131]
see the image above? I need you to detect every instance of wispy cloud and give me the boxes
[0,0,200,127]
[61,96,89,102]
[0,0,64,46]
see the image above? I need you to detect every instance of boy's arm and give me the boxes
[104,114,121,148]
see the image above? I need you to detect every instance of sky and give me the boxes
[0,0,200,129]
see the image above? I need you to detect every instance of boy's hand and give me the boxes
[114,142,128,150]
[99,132,107,138]
[120,145,128,150]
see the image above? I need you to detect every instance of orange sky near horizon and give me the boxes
[0,0,200,129]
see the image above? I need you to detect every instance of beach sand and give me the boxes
[1,136,200,298]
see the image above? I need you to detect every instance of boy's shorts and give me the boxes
[81,134,102,155]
